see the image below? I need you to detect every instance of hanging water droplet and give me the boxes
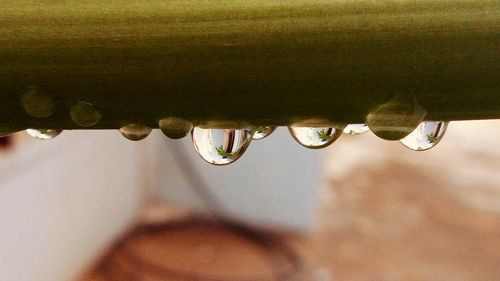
[20,86,57,118]
[400,121,448,151]
[159,117,193,139]
[343,124,369,135]
[366,95,427,140]
[192,127,252,165]
[70,101,102,127]
[119,123,152,141]
[252,126,276,140]
[288,127,342,149]
[26,129,62,140]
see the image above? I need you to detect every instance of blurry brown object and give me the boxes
[92,217,302,281]
[0,136,13,149]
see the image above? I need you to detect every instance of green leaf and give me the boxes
[216,145,233,158]
[317,129,332,141]
[256,126,269,133]
[427,133,438,142]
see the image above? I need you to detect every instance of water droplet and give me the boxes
[159,117,193,139]
[343,124,369,135]
[400,121,448,151]
[288,127,342,149]
[119,123,152,141]
[70,101,102,127]
[192,127,252,165]
[366,95,427,140]
[26,129,62,140]
[20,86,57,118]
[252,126,276,140]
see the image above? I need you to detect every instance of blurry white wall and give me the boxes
[150,127,324,232]
[0,131,144,281]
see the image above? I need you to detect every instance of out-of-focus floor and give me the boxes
[80,121,500,281]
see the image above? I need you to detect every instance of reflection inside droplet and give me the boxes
[252,126,276,140]
[119,123,152,141]
[26,129,62,140]
[288,127,342,149]
[192,128,252,165]
[400,121,448,151]
[343,124,369,135]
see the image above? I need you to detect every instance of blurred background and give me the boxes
[1,121,499,281]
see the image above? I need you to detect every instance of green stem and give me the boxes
[1,0,499,130]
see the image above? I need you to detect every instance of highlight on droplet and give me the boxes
[252,126,276,140]
[26,129,62,140]
[343,124,369,135]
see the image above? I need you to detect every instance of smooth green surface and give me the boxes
[0,0,499,130]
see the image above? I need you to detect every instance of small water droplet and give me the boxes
[119,123,152,141]
[343,124,369,135]
[252,126,276,140]
[20,86,57,118]
[366,95,427,140]
[159,117,193,139]
[192,127,252,165]
[26,129,62,140]
[288,127,342,149]
[70,101,102,127]
[400,121,448,151]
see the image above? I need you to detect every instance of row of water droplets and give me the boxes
[26,120,448,166]
[19,87,448,166]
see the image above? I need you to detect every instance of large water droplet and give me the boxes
[343,124,369,135]
[252,126,276,140]
[159,117,193,139]
[119,123,152,141]
[400,121,448,151]
[20,86,57,118]
[288,127,342,149]
[192,128,252,165]
[366,95,427,140]
[70,101,102,127]
[26,129,62,140]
